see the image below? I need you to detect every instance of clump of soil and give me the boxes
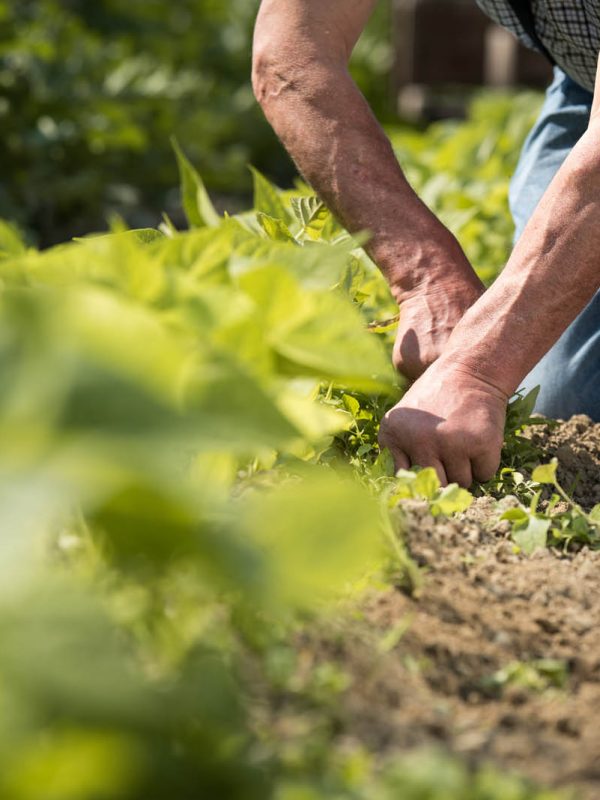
[526,415,600,510]
[297,418,600,798]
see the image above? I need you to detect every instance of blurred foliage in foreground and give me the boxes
[0,0,393,246]
[0,92,568,799]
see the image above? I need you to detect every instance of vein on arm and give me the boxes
[252,0,476,302]
[441,53,600,395]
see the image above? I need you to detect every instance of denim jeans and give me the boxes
[510,67,600,420]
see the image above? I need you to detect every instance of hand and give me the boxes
[379,360,507,488]
[393,278,484,382]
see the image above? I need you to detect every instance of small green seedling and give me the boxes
[484,658,568,694]
[502,458,600,553]
[389,467,473,517]
[481,386,550,501]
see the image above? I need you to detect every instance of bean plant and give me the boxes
[0,107,574,799]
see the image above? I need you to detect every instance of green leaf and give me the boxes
[395,469,417,483]
[291,196,330,240]
[371,448,395,479]
[569,514,591,538]
[0,584,155,725]
[74,228,165,246]
[341,394,360,417]
[160,212,178,237]
[589,504,600,523]
[431,484,473,516]
[512,515,550,556]
[514,385,540,420]
[277,389,350,441]
[500,508,529,522]
[240,472,382,609]
[172,137,220,228]
[1,729,140,800]
[184,356,303,451]
[531,459,558,485]
[127,228,165,245]
[237,265,395,392]
[0,221,26,259]
[249,166,288,221]
[257,212,296,243]
[412,468,440,501]
[504,386,541,435]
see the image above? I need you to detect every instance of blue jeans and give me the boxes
[510,67,600,420]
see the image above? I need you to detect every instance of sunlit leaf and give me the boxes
[2,729,141,800]
[413,468,441,501]
[500,508,529,522]
[241,472,382,608]
[249,166,288,221]
[0,220,27,259]
[291,196,330,240]
[172,138,220,228]
[531,459,558,485]
[512,516,550,555]
[257,212,296,243]
[431,484,473,516]
[589,504,600,523]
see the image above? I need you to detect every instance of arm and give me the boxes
[252,0,484,380]
[380,55,600,487]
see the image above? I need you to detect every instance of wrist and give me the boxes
[438,291,529,399]
[376,230,483,305]
[428,355,511,404]
[390,266,485,310]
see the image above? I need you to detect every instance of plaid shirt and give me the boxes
[476,0,599,91]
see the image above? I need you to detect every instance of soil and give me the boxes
[297,417,600,798]
[526,415,600,511]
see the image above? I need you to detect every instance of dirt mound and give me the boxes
[298,419,600,798]
[526,415,600,510]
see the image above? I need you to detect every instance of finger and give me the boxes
[378,415,411,473]
[412,455,448,487]
[444,458,473,489]
[471,450,502,483]
[429,459,448,487]
[393,451,410,472]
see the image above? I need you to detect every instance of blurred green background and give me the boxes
[0,0,393,246]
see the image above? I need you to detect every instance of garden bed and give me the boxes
[296,417,600,799]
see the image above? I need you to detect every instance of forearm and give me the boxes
[252,2,479,303]
[443,119,600,396]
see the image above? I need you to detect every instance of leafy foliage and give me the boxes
[0,99,577,798]
[389,92,543,283]
[484,658,568,694]
[0,0,275,243]
[480,387,551,501]
[390,468,473,517]
[502,458,600,553]
[0,0,395,246]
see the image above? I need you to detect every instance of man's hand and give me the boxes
[393,276,484,381]
[379,360,507,487]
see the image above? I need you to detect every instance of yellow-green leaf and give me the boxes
[531,459,558,485]
[172,137,220,228]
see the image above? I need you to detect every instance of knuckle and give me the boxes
[471,431,502,458]
[439,427,469,456]
[410,425,437,451]
[443,419,499,455]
